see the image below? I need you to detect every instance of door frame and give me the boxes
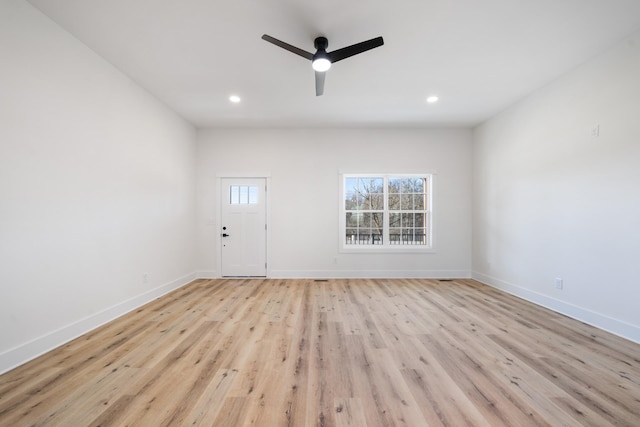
[216,173,271,278]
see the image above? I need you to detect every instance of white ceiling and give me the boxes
[27,0,640,128]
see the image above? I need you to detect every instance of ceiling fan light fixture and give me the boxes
[312,56,331,72]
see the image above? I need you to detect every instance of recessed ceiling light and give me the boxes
[229,95,241,103]
[426,95,439,104]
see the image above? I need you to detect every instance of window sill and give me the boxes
[339,246,436,254]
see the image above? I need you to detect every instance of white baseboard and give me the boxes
[472,271,640,344]
[269,269,471,279]
[196,271,218,279]
[195,269,471,279]
[0,272,197,375]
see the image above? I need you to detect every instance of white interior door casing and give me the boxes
[220,178,267,277]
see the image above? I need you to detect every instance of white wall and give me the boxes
[472,30,640,342]
[196,128,472,278]
[0,0,197,373]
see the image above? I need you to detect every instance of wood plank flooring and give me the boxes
[1,278,639,426]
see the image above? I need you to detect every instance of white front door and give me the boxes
[220,178,267,277]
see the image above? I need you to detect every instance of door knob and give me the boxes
[222,233,230,237]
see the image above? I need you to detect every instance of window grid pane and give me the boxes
[230,186,239,204]
[345,213,384,245]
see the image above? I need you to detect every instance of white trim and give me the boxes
[338,246,437,254]
[196,271,218,279]
[473,271,640,344]
[0,272,196,375]
[270,269,471,279]
[215,172,272,178]
[338,168,438,176]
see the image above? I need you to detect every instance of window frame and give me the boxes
[339,173,435,253]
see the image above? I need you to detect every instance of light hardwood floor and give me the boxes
[1,278,639,426]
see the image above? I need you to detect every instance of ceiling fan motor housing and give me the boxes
[312,37,331,72]
[314,37,329,50]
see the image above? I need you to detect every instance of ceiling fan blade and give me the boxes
[315,71,325,96]
[261,34,314,60]
[327,36,384,63]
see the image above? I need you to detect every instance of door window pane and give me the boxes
[230,185,259,205]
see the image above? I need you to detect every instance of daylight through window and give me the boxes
[230,185,258,205]
[342,174,432,250]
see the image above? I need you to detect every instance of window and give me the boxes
[341,174,433,251]
[230,185,258,205]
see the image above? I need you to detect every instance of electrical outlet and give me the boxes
[591,124,600,137]
[555,277,563,290]
[143,273,148,283]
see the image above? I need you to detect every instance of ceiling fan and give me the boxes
[261,34,384,96]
